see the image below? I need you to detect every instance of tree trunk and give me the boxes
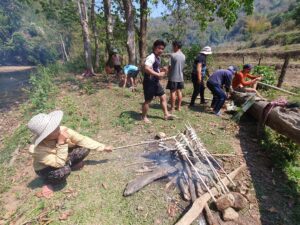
[91,0,100,71]
[78,0,94,75]
[232,92,300,145]
[277,56,290,88]
[139,0,148,66]
[60,34,69,62]
[104,0,113,54]
[123,0,136,65]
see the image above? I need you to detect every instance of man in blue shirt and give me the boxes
[207,66,238,116]
[190,46,212,106]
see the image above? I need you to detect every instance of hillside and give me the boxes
[148,0,300,50]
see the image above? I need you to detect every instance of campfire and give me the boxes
[120,124,248,225]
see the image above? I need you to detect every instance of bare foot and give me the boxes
[176,107,181,111]
[42,184,54,199]
[164,114,175,120]
[141,116,152,124]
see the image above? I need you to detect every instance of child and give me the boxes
[122,64,139,90]
[27,110,112,198]
[141,39,174,123]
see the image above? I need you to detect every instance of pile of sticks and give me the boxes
[122,124,247,225]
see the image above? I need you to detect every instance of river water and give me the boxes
[0,69,32,112]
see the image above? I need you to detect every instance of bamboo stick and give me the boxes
[258,81,297,95]
[112,136,176,150]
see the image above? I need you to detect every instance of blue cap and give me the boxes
[243,64,252,70]
[228,66,238,74]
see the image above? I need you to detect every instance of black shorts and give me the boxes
[166,81,184,91]
[114,65,122,74]
[143,81,165,101]
[127,70,139,78]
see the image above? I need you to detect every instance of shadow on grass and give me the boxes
[27,177,67,191]
[85,159,109,165]
[237,114,299,225]
[122,110,163,121]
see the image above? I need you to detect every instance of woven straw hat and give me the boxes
[200,46,212,55]
[28,110,63,147]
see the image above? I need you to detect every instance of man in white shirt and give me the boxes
[142,39,174,123]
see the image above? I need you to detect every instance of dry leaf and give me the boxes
[59,210,72,220]
[102,183,108,189]
[167,204,177,217]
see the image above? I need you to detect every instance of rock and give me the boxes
[216,193,235,211]
[155,132,166,139]
[232,192,248,210]
[223,207,239,221]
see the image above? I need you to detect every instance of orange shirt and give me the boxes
[232,72,257,89]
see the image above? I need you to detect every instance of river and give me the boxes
[0,67,33,112]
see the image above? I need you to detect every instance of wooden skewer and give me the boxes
[112,136,176,150]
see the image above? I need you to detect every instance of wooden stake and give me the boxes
[277,55,290,88]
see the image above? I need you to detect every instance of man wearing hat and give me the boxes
[207,66,238,116]
[232,64,263,98]
[28,110,112,198]
[190,46,212,107]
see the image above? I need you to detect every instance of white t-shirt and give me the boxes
[144,53,160,72]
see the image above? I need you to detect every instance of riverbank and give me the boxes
[0,66,35,73]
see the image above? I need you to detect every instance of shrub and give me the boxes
[253,65,277,88]
[182,44,202,80]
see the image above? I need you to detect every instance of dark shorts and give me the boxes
[166,81,184,91]
[143,81,165,101]
[127,70,139,78]
[114,65,122,74]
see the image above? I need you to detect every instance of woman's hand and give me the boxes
[57,128,69,145]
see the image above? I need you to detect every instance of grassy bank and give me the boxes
[0,64,299,224]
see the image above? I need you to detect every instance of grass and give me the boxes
[260,127,300,223]
[1,68,300,224]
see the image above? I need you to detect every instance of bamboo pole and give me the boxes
[258,81,297,95]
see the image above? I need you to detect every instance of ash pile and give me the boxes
[123,124,250,225]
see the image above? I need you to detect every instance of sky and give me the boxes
[149,2,168,18]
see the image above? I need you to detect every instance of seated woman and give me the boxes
[232,64,264,98]
[27,110,112,198]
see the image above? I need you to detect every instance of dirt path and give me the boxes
[0,75,298,225]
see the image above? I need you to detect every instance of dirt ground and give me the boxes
[0,75,298,225]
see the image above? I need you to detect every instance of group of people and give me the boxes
[27,39,263,198]
[140,39,262,122]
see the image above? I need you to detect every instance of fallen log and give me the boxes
[232,92,300,145]
[123,164,178,196]
[175,163,246,225]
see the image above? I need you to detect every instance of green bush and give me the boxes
[253,65,277,89]
[261,128,299,168]
[182,44,202,80]
[29,66,58,112]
